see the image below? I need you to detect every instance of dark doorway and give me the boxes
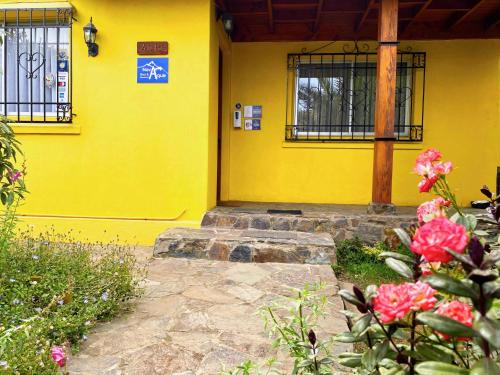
[216,49,223,203]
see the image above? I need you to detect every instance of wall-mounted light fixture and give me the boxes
[83,17,98,57]
[216,7,234,36]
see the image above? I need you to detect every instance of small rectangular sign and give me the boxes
[137,41,168,55]
[252,119,261,130]
[244,105,262,119]
[137,58,169,84]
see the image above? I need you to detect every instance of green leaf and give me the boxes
[338,354,362,368]
[415,362,469,375]
[455,214,477,231]
[334,332,366,343]
[385,258,413,279]
[352,314,372,336]
[417,312,475,338]
[475,317,500,349]
[470,358,500,375]
[422,273,478,299]
[415,343,454,363]
[338,290,365,309]
[374,340,389,363]
[362,348,376,371]
[393,228,411,248]
[379,251,414,263]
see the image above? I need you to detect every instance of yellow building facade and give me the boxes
[1,0,499,244]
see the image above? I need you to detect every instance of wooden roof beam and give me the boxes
[401,0,433,36]
[267,0,274,33]
[486,13,500,31]
[356,0,377,32]
[449,0,487,30]
[313,0,325,33]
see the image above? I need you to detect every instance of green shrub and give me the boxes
[0,209,145,374]
[333,239,411,287]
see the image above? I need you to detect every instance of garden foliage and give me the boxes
[225,148,499,375]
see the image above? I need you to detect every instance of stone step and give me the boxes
[153,228,336,265]
[201,209,416,244]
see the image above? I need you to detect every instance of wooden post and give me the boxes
[372,0,398,205]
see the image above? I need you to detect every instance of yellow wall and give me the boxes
[223,40,500,207]
[5,0,216,244]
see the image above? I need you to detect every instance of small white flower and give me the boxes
[101,291,109,302]
[30,281,38,285]
[34,307,42,313]
[85,320,91,326]
[32,255,39,260]
[83,297,89,304]
[9,278,15,283]
[0,361,8,368]
[12,299,20,305]
[82,335,88,341]
[57,300,64,305]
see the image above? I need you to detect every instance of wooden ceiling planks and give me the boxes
[216,0,500,41]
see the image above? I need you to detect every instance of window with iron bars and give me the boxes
[285,51,425,142]
[0,7,72,123]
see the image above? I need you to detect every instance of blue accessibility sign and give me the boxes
[137,57,169,84]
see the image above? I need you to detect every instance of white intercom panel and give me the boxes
[233,110,242,128]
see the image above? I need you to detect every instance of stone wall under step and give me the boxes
[154,228,336,265]
[201,209,417,245]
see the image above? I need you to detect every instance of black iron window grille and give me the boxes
[285,48,425,142]
[0,7,72,123]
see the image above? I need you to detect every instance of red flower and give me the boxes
[410,217,469,263]
[372,284,414,324]
[417,197,451,225]
[418,175,438,193]
[435,301,473,341]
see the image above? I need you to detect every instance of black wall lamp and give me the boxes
[83,17,98,57]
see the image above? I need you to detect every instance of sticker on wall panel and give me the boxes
[251,119,261,130]
[137,57,169,83]
[244,105,262,118]
[244,119,253,130]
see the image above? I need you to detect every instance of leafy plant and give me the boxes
[333,239,409,287]
[0,208,145,374]
[226,148,499,375]
[0,116,26,206]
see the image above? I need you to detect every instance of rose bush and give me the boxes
[225,148,499,375]
[334,148,499,375]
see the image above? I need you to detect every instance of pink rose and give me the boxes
[418,176,438,193]
[435,301,473,341]
[433,161,453,175]
[416,148,442,164]
[408,281,437,311]
[417,197,450,224]
[51,346,66,367]
[372,284,414,324]
[410,217,469,263]
[414,149,453,193]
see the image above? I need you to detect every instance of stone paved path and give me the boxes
[69,249,349,374]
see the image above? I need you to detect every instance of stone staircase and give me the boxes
[153,205,417,265]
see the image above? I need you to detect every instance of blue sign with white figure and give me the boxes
[137,58,169,83]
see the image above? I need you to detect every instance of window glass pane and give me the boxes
[296,62,350,133]
[296,60,409,135]
[0,18,70,121]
